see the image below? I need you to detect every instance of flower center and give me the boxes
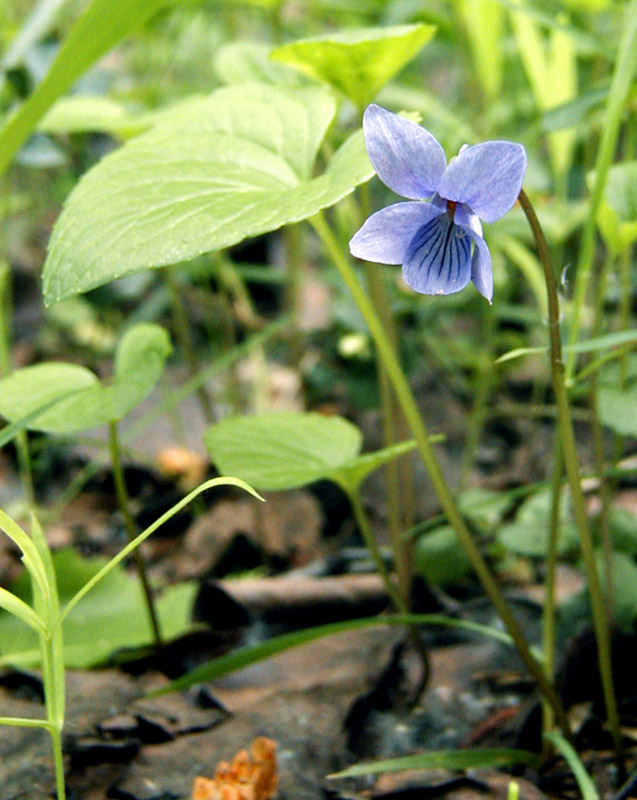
[446,200,457,219]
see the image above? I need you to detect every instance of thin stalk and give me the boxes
[590,383,614,621]
[565,0,637,383]
[348,489,404,613]
[0,265,34,505]
[604,245,634,490]
[361,177,415,601]
[285,222,303,368]
[348,487,430,692]
[365,263,411,606]
[108,421,162,648]
[542,443,563,739]
[460,309,496,487]
[589,251,618,621]
[165,269,214,423]
[311,211,571,739]
[518,189,623,772]
[41,634,65,800]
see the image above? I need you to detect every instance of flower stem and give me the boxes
[360,179,415,604]
[165,268,215,424]
[518,189,623,771]
[542,442,563,740]
[108,420,162,648]
[311,211,571,738]
[347,488,404,613]
[364,262,413,606]
[347,486,430,693]
[0,265,34,506]
[565,0,637,384]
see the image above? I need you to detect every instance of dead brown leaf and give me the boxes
[192,736,278,800]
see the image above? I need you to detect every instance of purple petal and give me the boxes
[403,213,472,295]
[457,222,493,302]
[438,141,527,223]
[454,203,482,237]
[349,202,445,264]
[363,104,447,200]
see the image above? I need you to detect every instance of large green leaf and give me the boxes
[0,323,171,433]
[42,83,373,304]
[270,24,436,108]
[0,550,197,669]
[205,412,426,494]
[0,0,180,177]
[205,412,363,491]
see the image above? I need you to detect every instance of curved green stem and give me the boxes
[311,211,571,739]
[518,189,622,772]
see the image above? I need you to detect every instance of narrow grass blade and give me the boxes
[0,716,54,730]
[0,587,45,633]
[497,329,637,364]
[149,613,524,697]
[330,748,540,778]
[544,732,599,800]
[58,477,262,629]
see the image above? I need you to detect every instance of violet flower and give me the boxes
[350,104,527,302]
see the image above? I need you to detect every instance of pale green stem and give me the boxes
[165,268,214,423]
[590,251,618,619]
[348,486,430,690]
[41,633,65,800]
[347,488,404,613]
[108,421,162,648]
[360,178,415,602]
[285,223,303,367]
[542,442,563,739]
[311,211,571,739]
[364,262,411,606]
[460,309,496,487]
[0,265,34,505]
[518,189,622,772]
[565,0,637,383]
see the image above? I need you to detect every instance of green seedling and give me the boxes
[0,478,260,800]
[0,323,172,645]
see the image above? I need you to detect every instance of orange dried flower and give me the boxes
[191,737,278,800]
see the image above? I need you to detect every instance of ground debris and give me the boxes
[191,737,278,800]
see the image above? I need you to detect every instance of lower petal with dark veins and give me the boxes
[402,213,472,295]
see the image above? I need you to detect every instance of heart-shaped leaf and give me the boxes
[270,24,436,107]
[42,83,373,304]
[0,323,171,433]
[205,412,362,491]
[205,412,422,494]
